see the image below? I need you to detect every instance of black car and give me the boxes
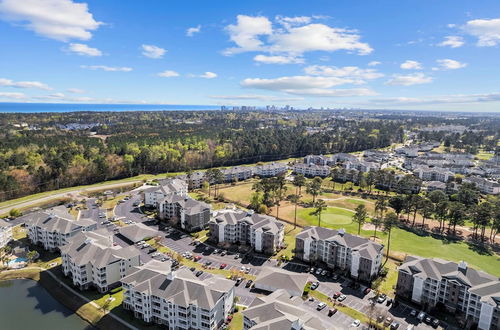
[189,267,196,272]
[386,298,392,306]
[235,278,243,286]
[245,280,253,288]
[424,316,432,324]
[148,248,158,253]
[431,318,440,328]
[195,270,203,277]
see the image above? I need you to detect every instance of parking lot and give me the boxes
[302,296,356,329]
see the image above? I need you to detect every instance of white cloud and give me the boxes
[67,43,102,56]
[462,18,500,46]
[370,92,500,105]
[253,54,303,64]
[386,73,433,86]
[0,0,101,41]
[368,61,381,66]
[157,70,180,77]
[80,65,132,72]
[209,94,303,102]
[141,44,166,59]
[240,75,376,97]
[435,59,467,70]
[400,60,422,70]
[304,65,384,81]
[199,72,217,79]
[67,88,85,93]
[224,15,273,55]
[0,77,52,90]
[224,15,372,57]
[438,36,464,48]
[186,25,201,36]
[0,92,26,99]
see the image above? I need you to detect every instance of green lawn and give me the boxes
[297,207,354,227]
[475,152,494,160]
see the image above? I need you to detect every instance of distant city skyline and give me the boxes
[1,0,500,111]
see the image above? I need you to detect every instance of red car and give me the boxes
[364,287,372,295]
[332,292,341,299]
[194,255,201,261]
[328,308,338,317]
[220,263,227,269]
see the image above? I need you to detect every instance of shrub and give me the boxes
[9,208,22,218]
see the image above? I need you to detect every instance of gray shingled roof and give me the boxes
[210,209,284,234]
[26,211,96,234]
[60,229,140,267]
[297,226,383,259]
[243,289,330,330]
[399,256,500,304]
[255,267,310,296]
[118,223,159,243]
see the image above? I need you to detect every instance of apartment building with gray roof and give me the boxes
[295,226,383,282]
[396,256,500,330]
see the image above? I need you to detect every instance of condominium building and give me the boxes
[61,229,141,292]
[158,196,211,232]
[0,218,13,249]
[254,163,288,177]
[396,256,500,330]
[344,159,380,173]
[26,212,97,251]
[413,165,454,182]
[295,226,383,282]
[293,163,330,177]
[304,154,332,166]
[122,261,235,330]
[221,166,254,182]
[208,209,284,254]
[176,171,207,189]
[331,153,357,163]
[144,178,188,207]
[243,289,328,330]
[464,177,500,195]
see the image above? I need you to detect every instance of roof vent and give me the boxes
[458,260,468,272]
[338,228,345,236]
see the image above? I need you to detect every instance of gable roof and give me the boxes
[255,267,309,296]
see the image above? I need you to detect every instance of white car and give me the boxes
[317,302,326,310]
[351,320,360,327]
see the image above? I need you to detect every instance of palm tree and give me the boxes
[212,169,224,197]
[289,194,301,228]
[383,212,399,266]
[307,177,322,203]
[203,169,214,197]
[375,197,388,220]
[26,250,38,264]
[371,217,382,240]
[293,174,306,195]
[314,199,327,227]
[352,204,367,235]
[273,176,287,219]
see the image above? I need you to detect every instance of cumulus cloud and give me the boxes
[186,25,201,36]
[157,70,180,77]
[304,65,384,81]
[240,75,376,97]
[67,43,102,56]
[438,36,465,48]
[67,88,85,93]
[80,65,132,72]
[0,77,52,90]
[400,60,422,70]
[0,0,101,41]
[0,92,26,99]
[209,94,303,102]
[386,73,433,86]
[253,54,303,64]
[199,72,217,79]
[435,59,467,70]
[370,92,500,105]
[141,44,166,59]
[223,15,372,57]
[462,18,500,46]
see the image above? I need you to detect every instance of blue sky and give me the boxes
[1,0,500,111]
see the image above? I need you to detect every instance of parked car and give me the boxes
[424,316,432,325]
[195,270,203,277]
[220,251,226,256]
[386,298,393,306]
[332,292,341,299]
[431,319,440,328]
[377,315,384,323]
[220,263,227,269]
[234,253,240,259]
[310,282,319,290]
[351,320,360,327]
[245,280,253,288]
[320,270,327,276]
[315,268,322,275]
[337,294,347,302]
[377,294,387,303]
[410,309,417,317]
[384,316,393,326]
[235,278,243,286]
[189,267,196,272]
[309,267,315,274]
[328,308,337,317]
[213,249,220,254]
[390,321,400,329]
[317,302,326,311]
[417,312,426,321]
[332,274,339,280]
[364,287,372,295]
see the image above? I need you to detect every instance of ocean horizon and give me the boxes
[0,102,220,113]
